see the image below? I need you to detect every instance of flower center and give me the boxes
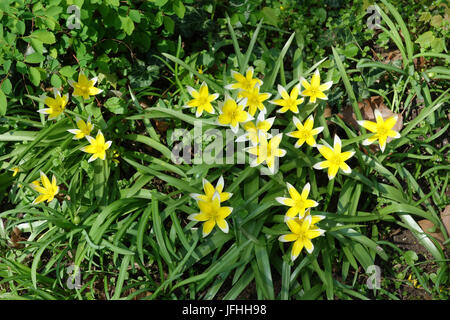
[377,125,388,137]
[295,198,305,209]
[249,96,259,106]
[198,96,208,106]
[330,154,342,166]
[95,144,106,154]
[300,130,310,140]
[231,108,239,120]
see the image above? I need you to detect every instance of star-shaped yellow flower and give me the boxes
[269,84,304,113]
[279,214,325,261]
[184,82,219,117]
[225,67,263,92]
[236,111,275,145]
[190,176,233,203]
[245,132,286,173]
[188,191,233,237]
[31,171,59,205]
[67,116,94,140]
[10,167,20,177]
[357,109,401,152]
[313,135,355,180]
[300,69,333,103]
[38,89,68,120]
[276,182,319,220]
[217,96,252,133]
[69,73,103,100]
[239,85,271,116]
[81,130,112,162]
[287,115,324,148]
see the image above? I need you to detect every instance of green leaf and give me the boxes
[343,43,358,58]
[163,16,175,34]
[30,29,56,44]
[16,20,26,35]
[0,89,7,116]
[172,0,185,18]
[415,31,434,49]
[430,15,443,28]
[430,38,444,53]
[154,0,168,7]
[24,52,45,64]
[261,7,279,27]
[404,250,418,265]
[105,0,120,6]
[129,9,141,23]
[30,38,44,54]
[50,73,61,88]
[28,67,41,86]
[1,78,12,95]
[120,16,134,36]
[104,97,126,114]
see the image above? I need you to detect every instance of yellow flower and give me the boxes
[276,182,319,220]
[184,82,219,117]
[239,85,271,116]
[69,73,103,100]
[300,69,333,103]
[10,167,20,177]
[225,67,263,92]
[269,84,304,113]
[357,109,401,152]
[112,150,120,164]
[279,214,325,261]
[313,135,355,180]
[81,130,112,162]
[190,176,233,203]
[188,191,233,237]
[217,96,252,133]
[287,115,324,148]
[236,111,275,145]
[67,116,94,140]
[31,171,59,205]
[38,89,68,120]
[245,132,286,173]
[407,274,421,288]
[197,66,204,74]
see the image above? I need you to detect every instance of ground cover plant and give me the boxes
[0,0,449,300]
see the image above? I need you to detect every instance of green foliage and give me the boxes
[0,0,449,301]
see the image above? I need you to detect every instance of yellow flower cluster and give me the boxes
[276,183,325,260]
[29,72,111,205]
[188,177,233,237]
[183,65,402,264]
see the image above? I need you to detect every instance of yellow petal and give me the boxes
[202,219,216,237]
[327,164,339,180]
[384,116,398,129]
[311,71,320,88]
[279,233,298,242]
[317,145,334,160]
[216,219,229,233]
[358,120,378,132]
[291,239,304,260]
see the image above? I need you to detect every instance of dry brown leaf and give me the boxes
[440,204,450,236]
[418,219,445,249]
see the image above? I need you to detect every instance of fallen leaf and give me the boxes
[418,219,445,249]
[440,204,450,236]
